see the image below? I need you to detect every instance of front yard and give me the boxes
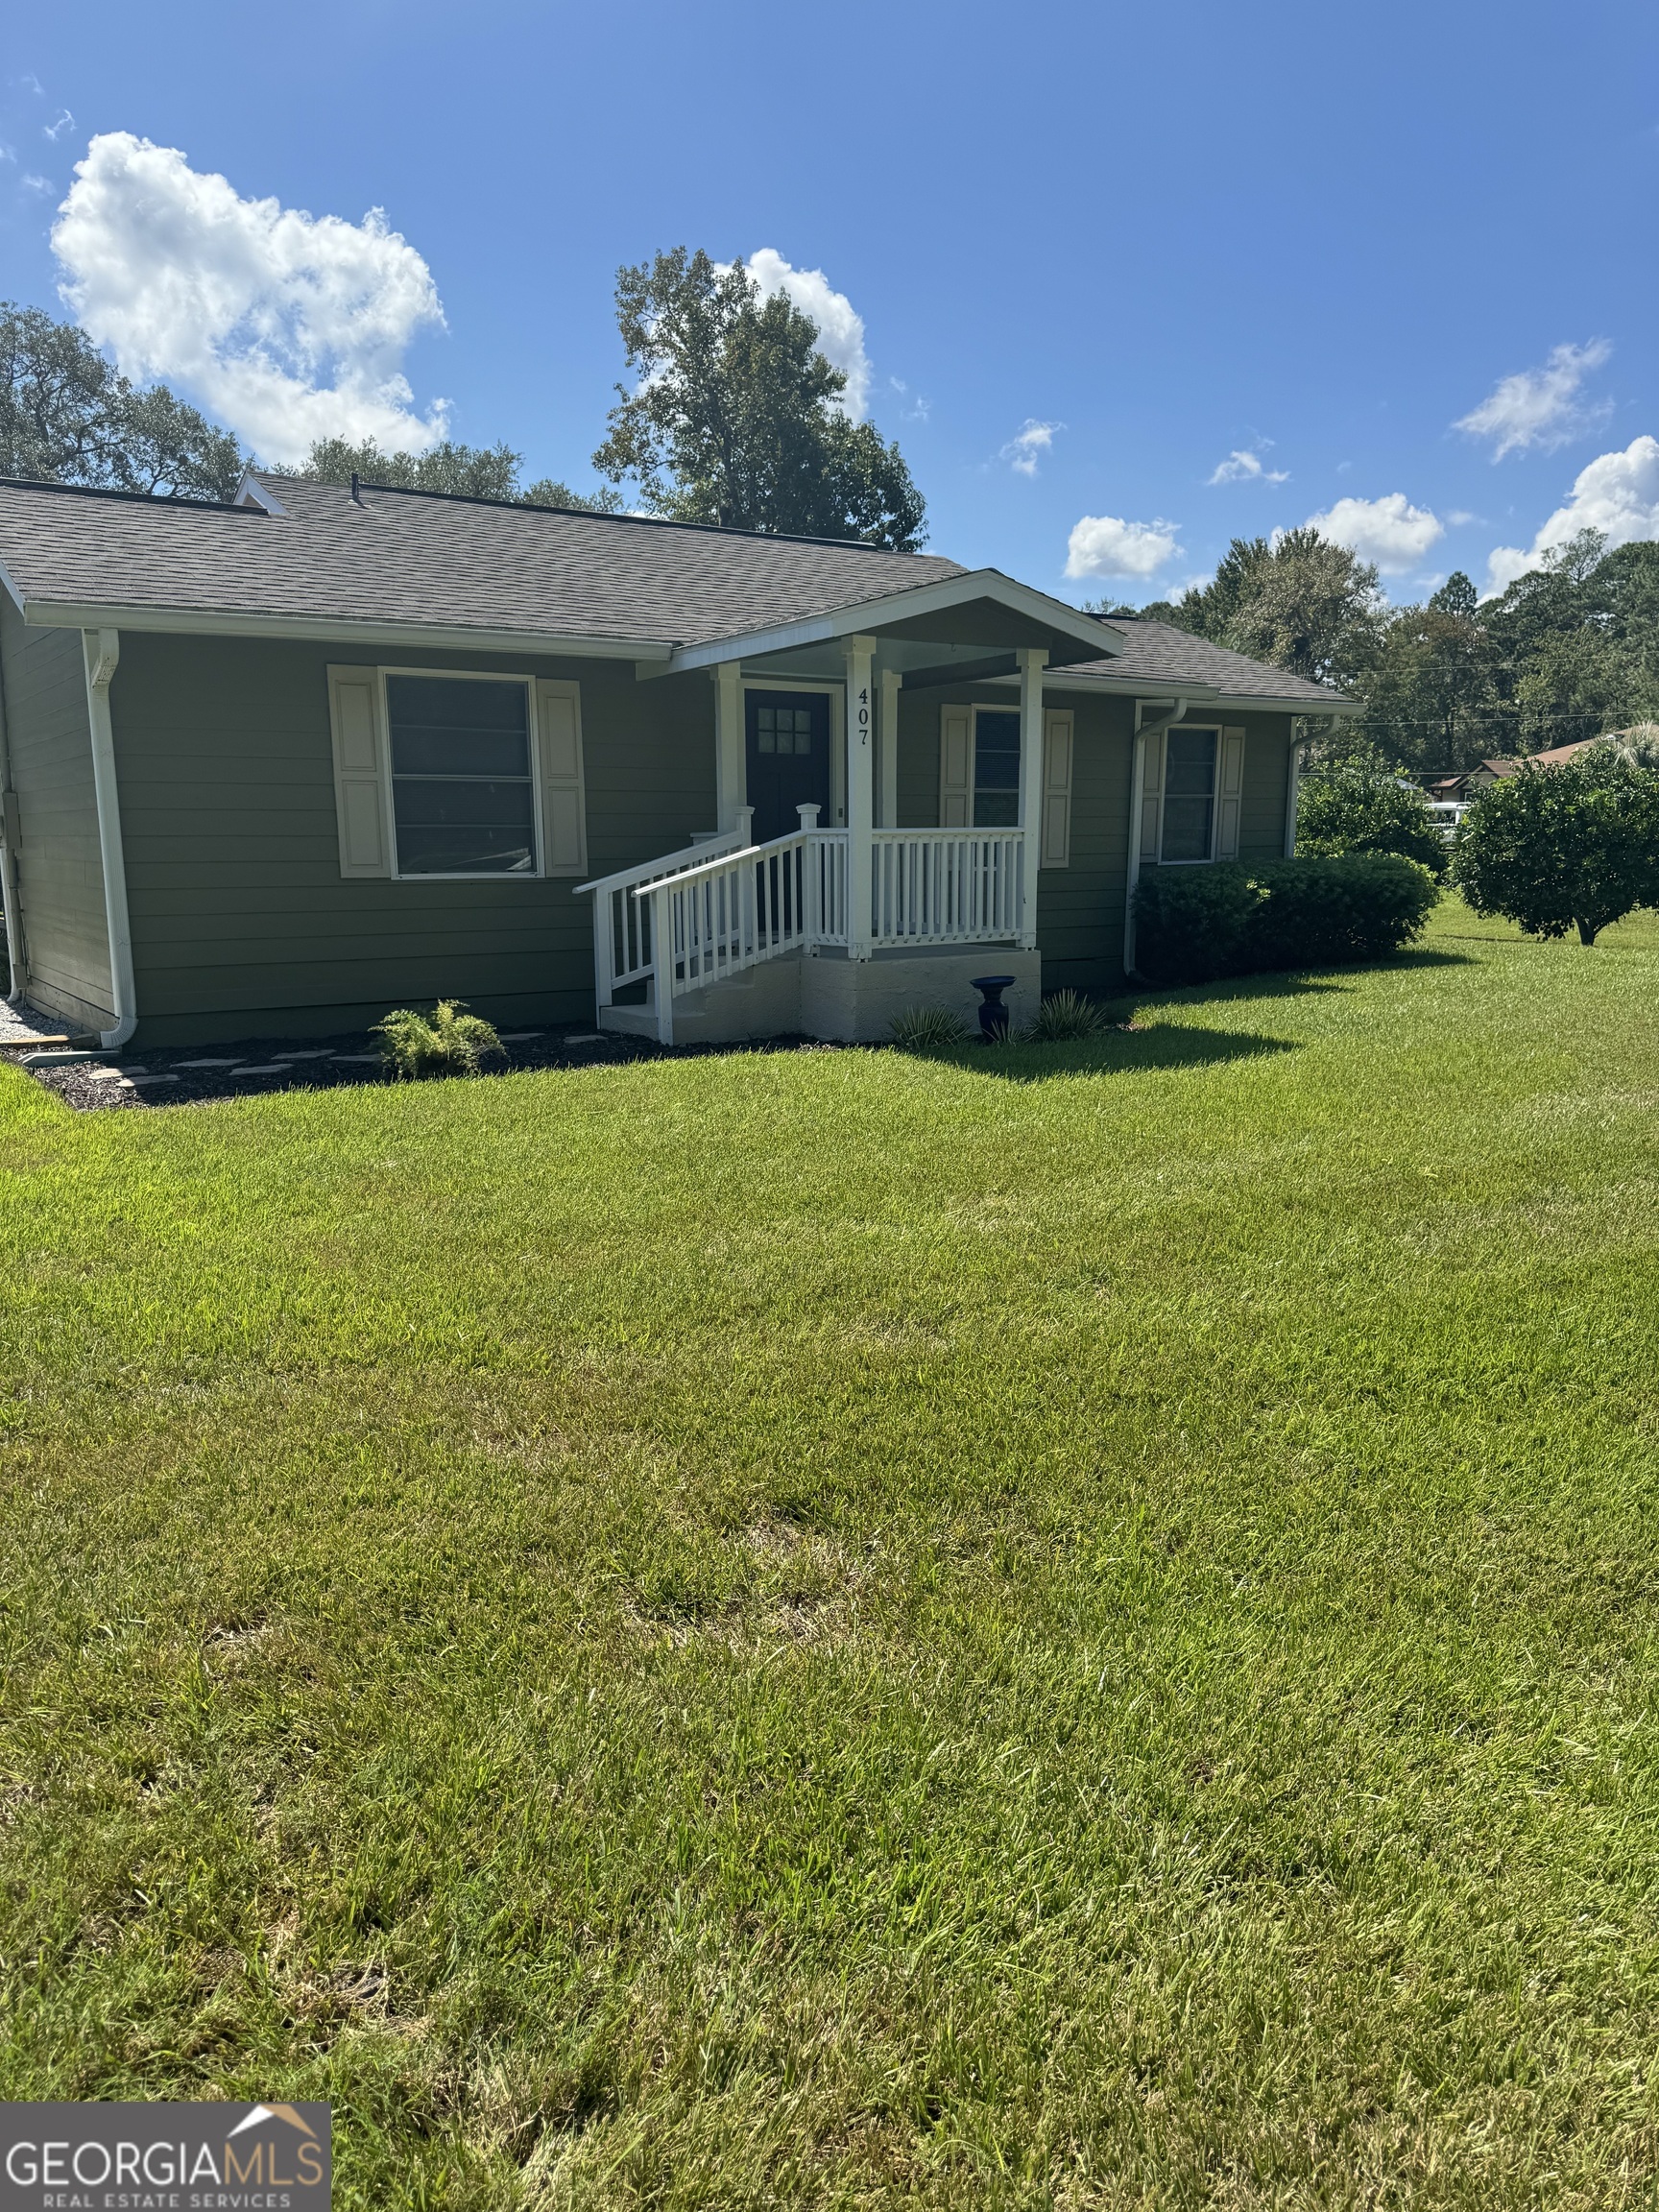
[4,902,1659,2208]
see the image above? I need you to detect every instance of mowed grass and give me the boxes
[4,900,1659,2209]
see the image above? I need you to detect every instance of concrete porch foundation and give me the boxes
[600,945,1042,1046]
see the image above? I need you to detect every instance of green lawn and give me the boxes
[5,901,1659,2208]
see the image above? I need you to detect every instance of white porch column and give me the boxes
[1017,646,1047,950]
[712,661,744,832]
[844,635,877,958]
[878,666,902,829]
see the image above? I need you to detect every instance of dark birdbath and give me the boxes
[969,974,1018,1041]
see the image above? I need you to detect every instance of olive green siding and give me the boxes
[896,683,1297,994]
[107,633,717,1046]
[5,619,1301,1044]
[0,603,114,1033]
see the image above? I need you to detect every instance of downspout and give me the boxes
[1122,697,1186,979]
[0,625,25,1001]
[82,629,137,1051]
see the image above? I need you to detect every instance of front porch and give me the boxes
[580,599,1075,1044]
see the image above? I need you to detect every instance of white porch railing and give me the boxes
[870,830,1024,946]
[582,815,1027,1044]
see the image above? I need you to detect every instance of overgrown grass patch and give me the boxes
[4,902,1659,2207]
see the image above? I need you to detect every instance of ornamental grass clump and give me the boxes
[888,1005,969,1051]
[1023,989,1109,1042]
[373,999,506,1079]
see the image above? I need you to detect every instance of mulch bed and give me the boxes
[1,1026,847,1112]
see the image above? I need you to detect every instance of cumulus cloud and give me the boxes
[1483,434,1659,593]
[51,132,448,464]
[1000,420,1061,476]
[1208,445,1287,486]
[746,248,870,420]
[1065,514,1182,580]
[1455,340,1612,462]
[1304,492,1443,573]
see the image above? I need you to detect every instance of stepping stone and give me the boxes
[173,1058,244,1069]
[126,1073,180,1086]
[85,1069,131,1084]
[497,1031,543,1041]
[236,1064,293,1075]
[277,1049,335,1060]
[563,1032,604,1045]
[330,1053,383,1065]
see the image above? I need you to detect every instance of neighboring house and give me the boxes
[1425,739,1604,802]
[0,474,1357,1049]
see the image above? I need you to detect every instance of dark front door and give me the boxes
[745,689,832,843]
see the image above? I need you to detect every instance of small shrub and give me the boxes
[373,999,506,1079]
[1297,751,1448,878]
[889,1005,969,1050]
[1134,854,1439,985]
[1024,989,1109,1042]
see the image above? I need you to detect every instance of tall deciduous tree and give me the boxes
[1142,529,1383,690]
[591,249,926,549]
[0,301,243,501]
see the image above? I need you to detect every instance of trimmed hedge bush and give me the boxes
[1133,854,1439,985]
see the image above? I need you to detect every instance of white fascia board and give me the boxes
[0,558,25,617]
[656,567,1126,676]
[234,470,288,516]
[16,599,674,663]
[1035,667,1360,714]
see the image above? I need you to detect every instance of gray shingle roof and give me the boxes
[0,472,969,648]
[1057,619,1353,707]
[0,474,1352,709]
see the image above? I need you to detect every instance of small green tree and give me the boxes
[1454,748,1659,945]
[1296,750,1448,875]
[591,248,926,548]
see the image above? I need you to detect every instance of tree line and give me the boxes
[0,248,926,549]
[1103,526,1659,769]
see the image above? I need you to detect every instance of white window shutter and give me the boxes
[327,665,390,878]
[1140,726,1166,861]
[1042,708,1073,867]
[537,680,587,876]
[939,705,972,827]
[1216,726,1246,859]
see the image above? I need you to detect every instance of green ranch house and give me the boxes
[0,472,1356,1049]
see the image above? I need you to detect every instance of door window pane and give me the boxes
[1162,729,1217,861]
[386,675,537,875]
[974,709,1021,828]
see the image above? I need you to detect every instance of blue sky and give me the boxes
[4,0,1658,607]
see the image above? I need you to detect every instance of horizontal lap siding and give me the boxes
[1236,715,1295,860]
[1,605,114,1030]
[1036,691,1136,995]
[113,634,714,1046]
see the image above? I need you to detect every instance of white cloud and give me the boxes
[1455,340,1612,461]
[888,375,929,423]
[1483,434,1659,593]
[1304,492,1443,573]
[43,108,74,142]
[1065,514,1182,580]
[1208,445,1287,486]
[746,248,870,421]
[51,132,448,464]
[1000,419,1061,476]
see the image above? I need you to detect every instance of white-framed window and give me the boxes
[326,665,586,881]
[1141,722,1245,864]
[938,702,1074,861]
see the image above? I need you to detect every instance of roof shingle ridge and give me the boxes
[258,470,940,557]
